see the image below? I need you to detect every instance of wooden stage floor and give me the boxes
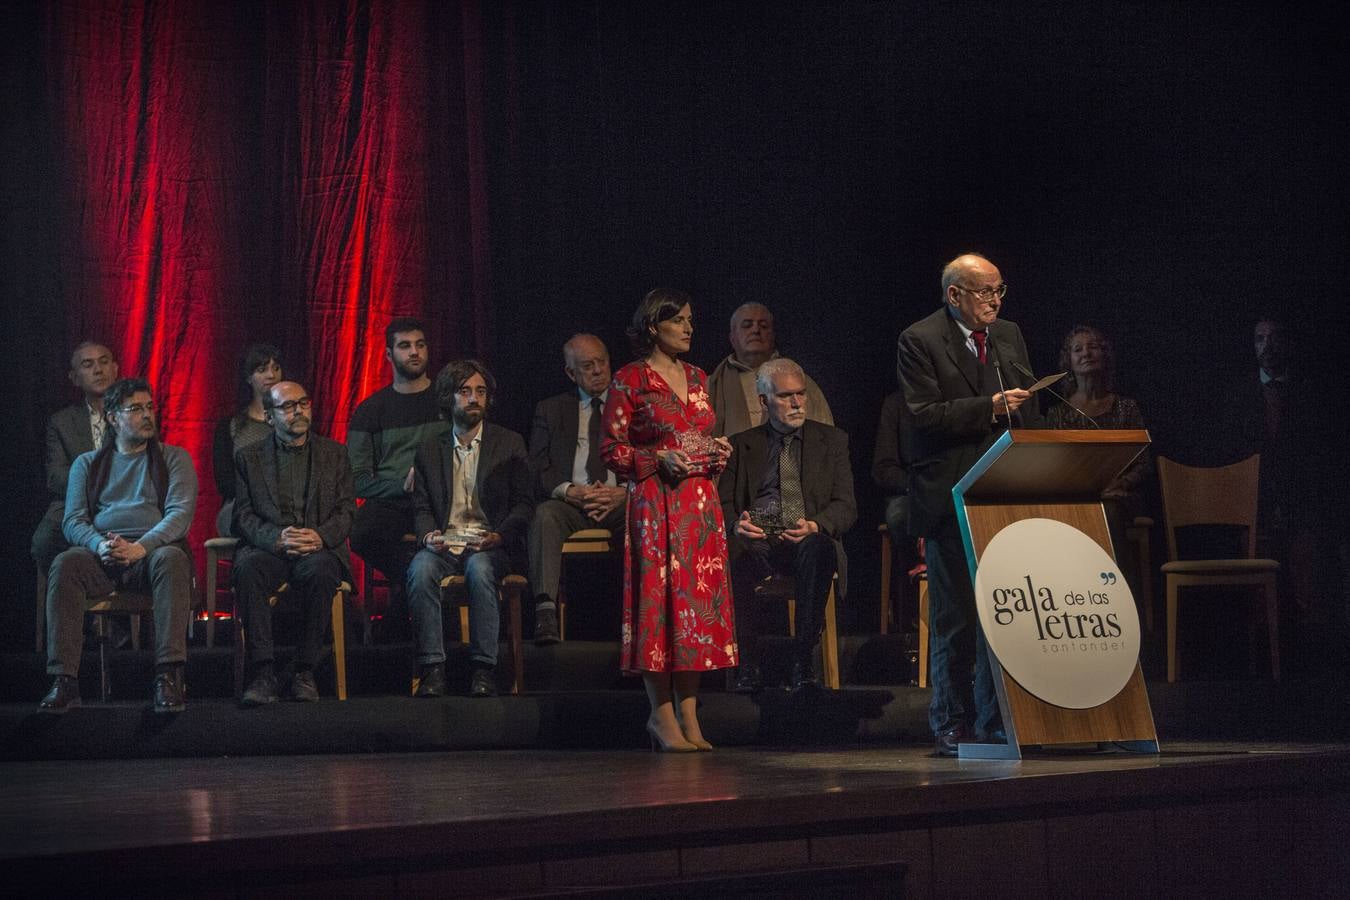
[2,740,1348,897]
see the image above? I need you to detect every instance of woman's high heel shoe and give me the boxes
[647,720,698,753]
[685,734,713,751]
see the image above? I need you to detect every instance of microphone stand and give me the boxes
[1010,360,1101,428]
[992,359,1016,426]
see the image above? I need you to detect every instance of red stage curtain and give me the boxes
[45,0,502,563]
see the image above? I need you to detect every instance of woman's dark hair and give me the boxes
[434,359,497,421]
[237,343,283,404]
[1058,324,1116,393]
[626,288,692,357]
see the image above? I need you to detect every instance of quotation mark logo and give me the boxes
[1099,572,1117,585]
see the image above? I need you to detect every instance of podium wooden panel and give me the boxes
[953,429,1158,759]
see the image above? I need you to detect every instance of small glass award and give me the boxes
[749,501,786,537]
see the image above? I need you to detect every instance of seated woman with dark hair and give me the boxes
[212,343,283,535]
[1046,324,1152,565]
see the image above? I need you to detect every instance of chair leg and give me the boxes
[233,622,247,699]
[1135,530,1153,633]
[458,606,470,643]
[98,621,112,703]
[879,529,892,634]
[35,564,47,654]
[787,597,796,638]
[1264,576,1280,682]
[129,614,142,651]
[205,547,218,649]
[557,578,568,642]
[1166,578,1179,683]
[505,583,523,695]
[822,584,840,690]
[331,589,348,701]
[917,576,929,689]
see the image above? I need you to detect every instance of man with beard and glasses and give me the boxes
[347,317,449,640]
[233,381,355,706]
[40,377,196,714]
[406,360,533,697]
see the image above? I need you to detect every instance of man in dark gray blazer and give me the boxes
[719,358,856,692]
[233,380,355,706]
[32,342,120,573]
[526,334,626,643]
[897,253,1042,756]
[407,360,533,698]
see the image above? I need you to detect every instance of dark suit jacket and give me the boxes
[412,422,534,548]
[896,307,1042,538]
[718,420,857,598]
[232,433,355,580]
[528,390,609,501]
[45,403,96,503]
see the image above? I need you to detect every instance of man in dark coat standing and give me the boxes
[897,253,1042,756]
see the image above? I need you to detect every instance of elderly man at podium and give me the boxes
[896,253,1043,756]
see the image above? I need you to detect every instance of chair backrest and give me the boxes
[1156,455,1260,561]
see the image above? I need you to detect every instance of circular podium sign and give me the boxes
[974,518,1140,709]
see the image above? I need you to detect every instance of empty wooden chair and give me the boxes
[1157,455,1279,682]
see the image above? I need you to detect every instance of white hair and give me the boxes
[755,357,805,396]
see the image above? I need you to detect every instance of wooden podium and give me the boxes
[952,429,1159,760]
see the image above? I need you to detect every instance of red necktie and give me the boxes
[971,330,988,363]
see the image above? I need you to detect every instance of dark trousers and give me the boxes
[407,546,511,668]
[925,532,1000,738]
[232,548,343,670]
[527,498,626,606]
[350,497,419,589]
[31,503,69,574]
[46,544,191,676]
[731,532,836,667]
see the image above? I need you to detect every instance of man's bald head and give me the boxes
[942,254,1005,331]
[563,333,612,398]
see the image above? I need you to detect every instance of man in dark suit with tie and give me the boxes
[526,334,627,643]
[897,253,1042,756]
[407,360,534,697]
[719,358,856,692]
[233,380,355,706]
[32,342,120,575]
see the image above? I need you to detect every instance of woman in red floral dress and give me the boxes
[602,288,736,752]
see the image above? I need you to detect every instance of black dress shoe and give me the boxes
[977,727,1008,744]
[789,658,820,693]
[290,670,319,702]
[38,675,81,714]
[533,607,561,645]
[153,669,186,714]
[934,726,967,757]
[240,670,279,707]
[415,663,447,698]
[732,665,762,694]
[468,666,497,697]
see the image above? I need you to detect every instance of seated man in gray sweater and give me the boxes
[40,377,197,714]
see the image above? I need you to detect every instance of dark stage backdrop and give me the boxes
[2,1,1344,646]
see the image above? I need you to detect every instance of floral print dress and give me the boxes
[601,360,737,673]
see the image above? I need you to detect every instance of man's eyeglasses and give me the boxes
[274,398,312,415]
[118,402,155,416]
[953,283,1008,302]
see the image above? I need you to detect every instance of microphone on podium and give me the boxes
[1011,361,1100,428]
